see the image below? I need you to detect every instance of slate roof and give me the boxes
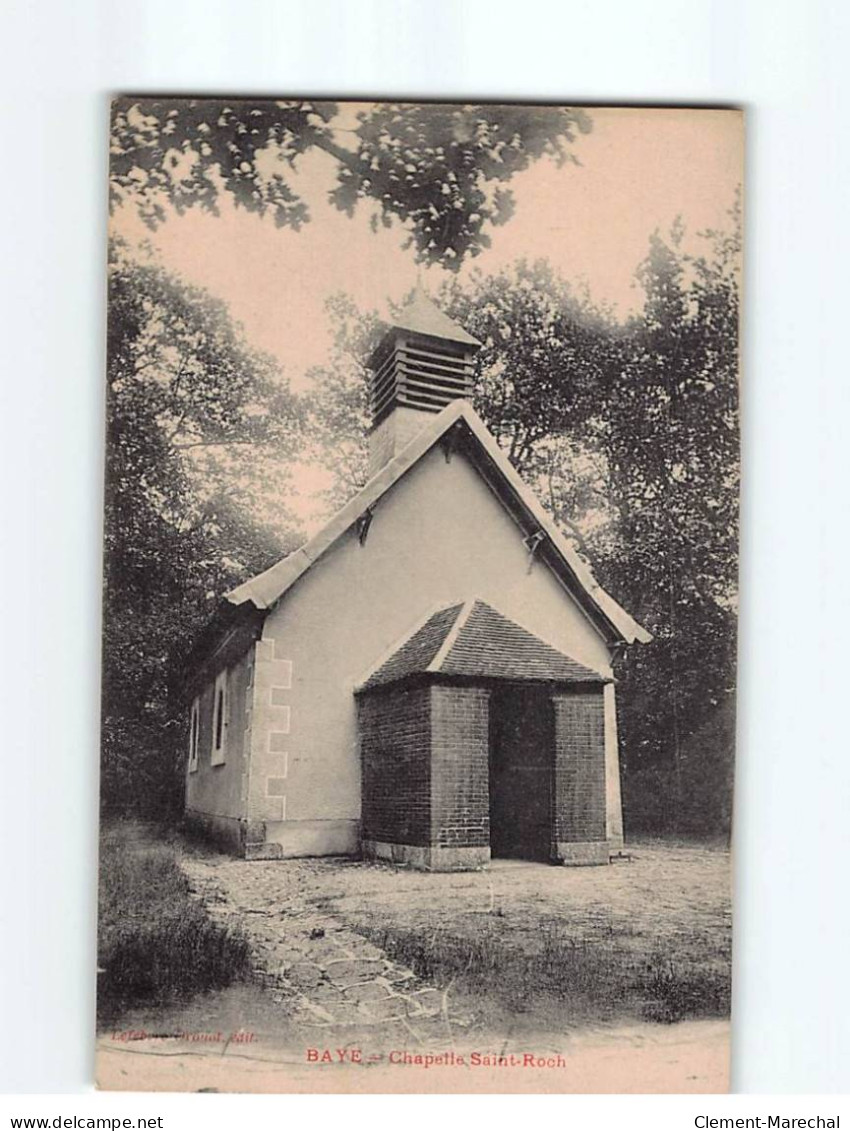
[358,599,610,691]
[225,400,651,647]
[360,603,464,689]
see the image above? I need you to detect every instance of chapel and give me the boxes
[184,289,649,869]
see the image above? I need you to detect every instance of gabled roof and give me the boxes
[357,599,610,691]
[226,400,651,647]
[384,285,482,348]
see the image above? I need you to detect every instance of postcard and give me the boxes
[97,99,741,1093]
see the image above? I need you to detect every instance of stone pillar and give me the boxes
[429,685,491,870]
[551,689,610,865]
[604,683,624,849]
[359,685,433,866]
[359,682,490,871]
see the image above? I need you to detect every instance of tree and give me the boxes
[602,206,741,836]
[110,99,591,269]
[102,240,304,817]
[444,229,740,837]
[439,261,624,553]
[299,293,380,513]
[104,97,595,813]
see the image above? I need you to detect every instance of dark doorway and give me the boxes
[488,686,554,861]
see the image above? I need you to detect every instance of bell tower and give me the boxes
[367,286,482,477]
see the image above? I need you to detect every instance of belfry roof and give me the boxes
[384,285,482,347]
[357,599,611,691]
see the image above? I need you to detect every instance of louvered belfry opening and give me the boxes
[370,331,476,426]
[366,287,482,475]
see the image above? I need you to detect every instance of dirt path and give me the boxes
[181,851,469,1044]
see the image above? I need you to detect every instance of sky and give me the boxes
[112,106,743,390]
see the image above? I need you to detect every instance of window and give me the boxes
[188,698,200,773]
[211,669,229,766]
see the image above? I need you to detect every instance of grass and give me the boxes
[179,839,732,1032]
[639,952,730,1023]
[304,842,732,1027]
[360,909,729,1026]
[97,822,252,1026]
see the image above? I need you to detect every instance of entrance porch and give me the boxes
[355,600,618,871]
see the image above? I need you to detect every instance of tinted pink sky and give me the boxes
[113,106,743,389]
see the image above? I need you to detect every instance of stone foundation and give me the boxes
[362,839,490,872]
[186,813,618,869]
[259,818,360,860]
[553,840,614,866]
[184,809,246,854]
[185,812,360,860]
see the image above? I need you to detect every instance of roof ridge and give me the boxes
[441,599,611,683]
[354,599,463,691]
[462,598,602,670]
[224,401,468,609]
[426,596,477,673]
[464,599,607,677]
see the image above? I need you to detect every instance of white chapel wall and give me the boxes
[184,648,253,845]
[253,443,616,852]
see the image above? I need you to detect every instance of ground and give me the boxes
[96,836,731,1093]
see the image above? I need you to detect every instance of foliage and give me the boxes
[605,206,741,835]
[302,260,621,527]
[97,822,252,1024]
[439,261,625,555]
[299,293,379,511]
[658,694,736,838]
[110,98,591,270]
[102,240,304,817]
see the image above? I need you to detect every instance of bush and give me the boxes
[622,698,736,841]
[97,822,252,1025]
[639,955,731,1023]
[100,716,185,823]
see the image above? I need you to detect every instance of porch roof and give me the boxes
[357,598,611,692]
